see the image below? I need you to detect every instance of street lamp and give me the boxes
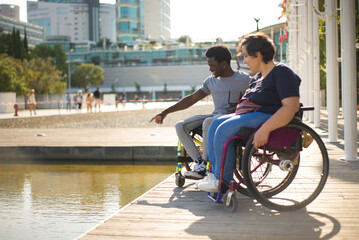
[67,48,74,93]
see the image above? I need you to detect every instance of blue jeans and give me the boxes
[207,112,272,182]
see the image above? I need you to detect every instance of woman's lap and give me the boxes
[209,112,272,181]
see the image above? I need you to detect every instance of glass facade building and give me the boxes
[116,0,170,43]
[116,0,144,42]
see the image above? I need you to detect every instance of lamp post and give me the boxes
[67,48,73,92]
[66,22,72,92]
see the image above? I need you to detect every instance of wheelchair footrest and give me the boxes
[177,156,193,163]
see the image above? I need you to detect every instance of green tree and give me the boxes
[163,83,168,95]
[0,54,28,95]
[91,55,101,65]
[23,29,29,60]
[178,35,192,44]
[30,44,67,74]
[135,82,141,95]
[14,30,22,60]
[71,63,104,89]
[23,57,64,94]
[0,33,12,55]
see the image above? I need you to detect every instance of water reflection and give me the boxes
[0,163,173,240]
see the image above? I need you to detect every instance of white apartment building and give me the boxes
[0,4,20,21]
[27,0,116,43]
[143,0,170,40]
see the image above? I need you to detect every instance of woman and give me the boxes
[198,32,301,192]
[28,89,37,116]
[86,90,93,113]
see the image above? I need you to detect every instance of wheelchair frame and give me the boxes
[210,106,329,212]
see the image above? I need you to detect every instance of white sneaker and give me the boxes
[183,162,206,179]
[195,173,215,187]
[198,178,219,192]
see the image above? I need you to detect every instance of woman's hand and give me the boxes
[252,127,270,149]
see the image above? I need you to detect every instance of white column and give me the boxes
[307,0,314,122]
[341,0,358,161]
[313,0,321,127]
[298,2,306,107]
[325,0,339,142]
[301,1,309,116]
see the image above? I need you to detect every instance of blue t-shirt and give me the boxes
[243,63,301,114]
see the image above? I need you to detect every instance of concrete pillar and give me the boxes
[325,0,339,142]
[152,91,156,101]
[341,0,358,161]
[307,0,314,122]
[313,0,321,127]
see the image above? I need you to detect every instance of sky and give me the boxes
[0,0,285,42]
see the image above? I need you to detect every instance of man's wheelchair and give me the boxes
[175,127,207,187]
[177,107,329,213]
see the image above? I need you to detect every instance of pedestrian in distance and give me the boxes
[27,89,37,116]
[86,90,93,113]
[76,90,83,112]
[66,92,71,111]
[93,87,102,112]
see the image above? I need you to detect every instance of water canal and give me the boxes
[0,163,174,240]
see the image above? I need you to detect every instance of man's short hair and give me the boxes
[205,45,232,65]
[237,32,275,64]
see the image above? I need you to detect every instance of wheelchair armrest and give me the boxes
[296,104,314,119]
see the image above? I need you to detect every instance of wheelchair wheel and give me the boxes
[175,173,185,187]
[175,127,203,184]
[242,121,329,211]
[233,143,272,197]
[223,191,238,213]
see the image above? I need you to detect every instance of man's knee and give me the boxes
[175,120,185,134]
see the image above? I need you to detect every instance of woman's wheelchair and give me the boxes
[175,107,329,213]
[210,106,329,212]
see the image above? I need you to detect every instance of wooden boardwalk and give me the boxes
[78,130,359,239]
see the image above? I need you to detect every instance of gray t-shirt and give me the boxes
[200,70,251,114]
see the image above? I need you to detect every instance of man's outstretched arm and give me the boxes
[149,89,208,124]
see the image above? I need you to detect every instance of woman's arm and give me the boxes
[252,96,300,149]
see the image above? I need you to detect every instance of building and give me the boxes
[0,4,20,21]
[27,0,116,43]
[116,0,171,43]
[0,15,44,48]
[143,0,170,41]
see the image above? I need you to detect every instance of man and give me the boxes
[150,45,250,179]
[93,87,102,112]
[66,92,71,111]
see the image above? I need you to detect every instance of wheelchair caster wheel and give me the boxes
[175,173,185,187]
[223,191,237,213]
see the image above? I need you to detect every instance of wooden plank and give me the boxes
[78,141,359,240]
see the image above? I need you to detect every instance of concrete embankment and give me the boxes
[0,103,213,162]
